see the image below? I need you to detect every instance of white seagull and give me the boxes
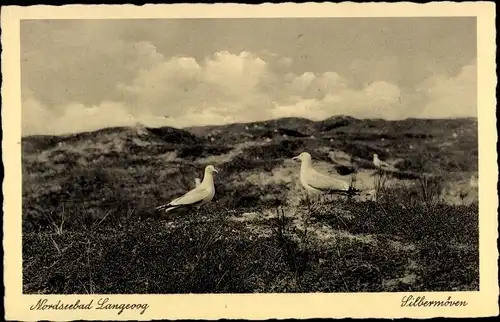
[156,165,218,213]
[292,152,357,195]
[373,153,396,171]
[469,175,478,188]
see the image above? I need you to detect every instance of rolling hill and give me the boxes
[21,116,479,294]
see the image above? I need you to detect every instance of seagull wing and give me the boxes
[305,168,350,192]
[391,158,405,166]
[379,160,392,168]
[156,186,210,211]
[329,152,352,167]
[169,186,211,207]
[378,160,399,172]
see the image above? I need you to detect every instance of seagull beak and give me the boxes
[292,156,300,162]
[213,168,219,173]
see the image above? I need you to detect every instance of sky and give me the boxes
[21,17,477,136]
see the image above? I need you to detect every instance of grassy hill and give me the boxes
[22,116,479,294]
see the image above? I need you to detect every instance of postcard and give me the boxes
[2,2,498,320]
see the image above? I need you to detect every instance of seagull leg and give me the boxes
[186,207,200,242]
[193,207,201,225]
[306,195,312,218]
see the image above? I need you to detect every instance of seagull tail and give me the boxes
[155,203,181,213]
[346,186,362,196]
[325,187,361,196]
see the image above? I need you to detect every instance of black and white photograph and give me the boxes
[2,2,498,320]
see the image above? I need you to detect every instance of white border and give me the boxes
[2,3,498,320]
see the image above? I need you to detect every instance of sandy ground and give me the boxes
[190,142,478,206]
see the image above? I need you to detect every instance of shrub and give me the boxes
[178,144,232,160]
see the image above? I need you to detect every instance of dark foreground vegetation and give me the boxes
[23,198,478,294]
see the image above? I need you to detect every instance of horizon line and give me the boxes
[21,115,478,138]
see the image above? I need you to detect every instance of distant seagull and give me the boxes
[329,150,358,176]
[373,154,396,171]
[469,175,478,188]
[292,152,358,196]
[164,115,170,119]
[329,150,353,167]
[156,165,219,213]
[459,189,468,202]
[195,178,201,187]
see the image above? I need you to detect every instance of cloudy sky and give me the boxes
[21,18,476,136]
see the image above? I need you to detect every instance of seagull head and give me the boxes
[205,165,219,174]
[292,152,311,163]
[373,153,379,160]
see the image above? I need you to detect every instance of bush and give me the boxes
[178,144,232,160]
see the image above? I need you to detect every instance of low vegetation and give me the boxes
[22,116,479,294]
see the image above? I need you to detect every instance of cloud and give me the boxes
[59,102,136,133]
[22,96,54,136]
[272,80,403,121]
[22,42,477,135]
[117,50,278,121]
[417,61,477,118]
[22,97,136,136]
[21,24,166,108]
[114,48,407,125]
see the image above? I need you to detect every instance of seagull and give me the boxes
[329,150,359,176]
[373,153,396,171]
[329,150,352,167]
[292,152,359,196]
[469,175,478,188]
[194,178,201,187]
[156,165,219,213]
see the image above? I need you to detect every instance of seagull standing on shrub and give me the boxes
[292,152,359,196]
[156,165,219,214]
[373,154,396,171]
